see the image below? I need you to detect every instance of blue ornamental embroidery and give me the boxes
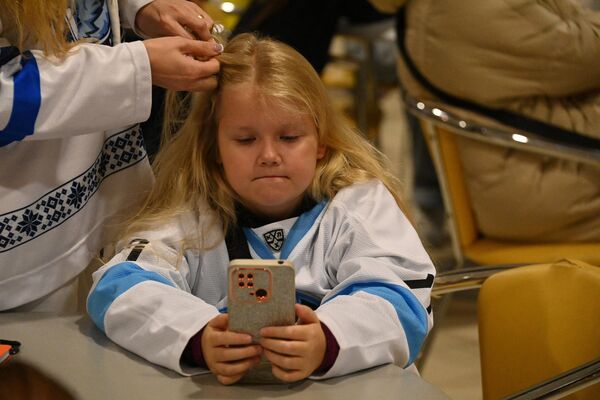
[67,182,86,208]
[0,126,147,253]
[16,210,43,237]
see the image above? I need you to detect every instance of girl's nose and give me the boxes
[258,140,282,166]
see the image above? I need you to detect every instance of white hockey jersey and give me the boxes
[0,0,154,310]
[88,180,435,379]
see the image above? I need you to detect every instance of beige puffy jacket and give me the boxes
[371,0,600,242]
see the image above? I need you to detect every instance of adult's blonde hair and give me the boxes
[125,33,407,241]
[0,0,74,57]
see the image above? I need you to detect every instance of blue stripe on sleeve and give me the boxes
[328,281,428,366]
[0,51,41,146]
[87,262,175,333]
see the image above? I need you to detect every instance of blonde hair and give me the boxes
[125,33,408,243]
[0,0,74,57]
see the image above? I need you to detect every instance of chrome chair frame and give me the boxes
[504,357,600,400]
[403,94,600,267]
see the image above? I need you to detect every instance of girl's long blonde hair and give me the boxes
[124,33,408,243]
[0,0,74,57]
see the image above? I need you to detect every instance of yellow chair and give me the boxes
[431,259,600,399]
[478,259,600,400]
[408,94,600,370]
[403,95,600,268]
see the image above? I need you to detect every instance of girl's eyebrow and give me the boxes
[232,126,256,132]
[226,122,308,133]
[277,123,305,133]
[221,125,259,135]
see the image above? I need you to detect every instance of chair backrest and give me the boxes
[477,259,600,400]
[407,97,600,267]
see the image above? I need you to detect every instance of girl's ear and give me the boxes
[317,144,327,160]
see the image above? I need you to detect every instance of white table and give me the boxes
[0,313,450,399]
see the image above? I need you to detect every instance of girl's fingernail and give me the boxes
[214,43,224,53]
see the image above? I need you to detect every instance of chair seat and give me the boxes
[478,259,600,399]
[464,239,600,266]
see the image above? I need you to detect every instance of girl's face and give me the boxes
[217,82,326,220]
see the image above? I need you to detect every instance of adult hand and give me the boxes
[143,36,221,92]
[259,304,326,382]
[136,0,215,41]
[201,314,263,385]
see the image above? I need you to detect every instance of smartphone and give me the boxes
[227,259,296,383]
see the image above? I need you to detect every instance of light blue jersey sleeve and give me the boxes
[314,181,435,378]
[87,230,219,376]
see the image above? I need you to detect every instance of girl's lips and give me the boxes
[253,175,287,180]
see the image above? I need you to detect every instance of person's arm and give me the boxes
[0,37,152,145]
[0,34,220,146]
[0,6,220,146]
[87,222,220,376]
[313,181,435,379]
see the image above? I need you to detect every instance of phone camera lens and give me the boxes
[238,273,244,279]
[247,273,253,279]
[238,282,244,287]
[247,282,253,287]
[255,288,268,300]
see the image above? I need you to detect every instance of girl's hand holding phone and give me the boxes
[259,304,326,382]
[201,314,262,385]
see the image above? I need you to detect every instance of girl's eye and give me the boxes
[236,137,255,144]
[280,135,299,142]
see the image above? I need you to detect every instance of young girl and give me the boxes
[87,33,435,384]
